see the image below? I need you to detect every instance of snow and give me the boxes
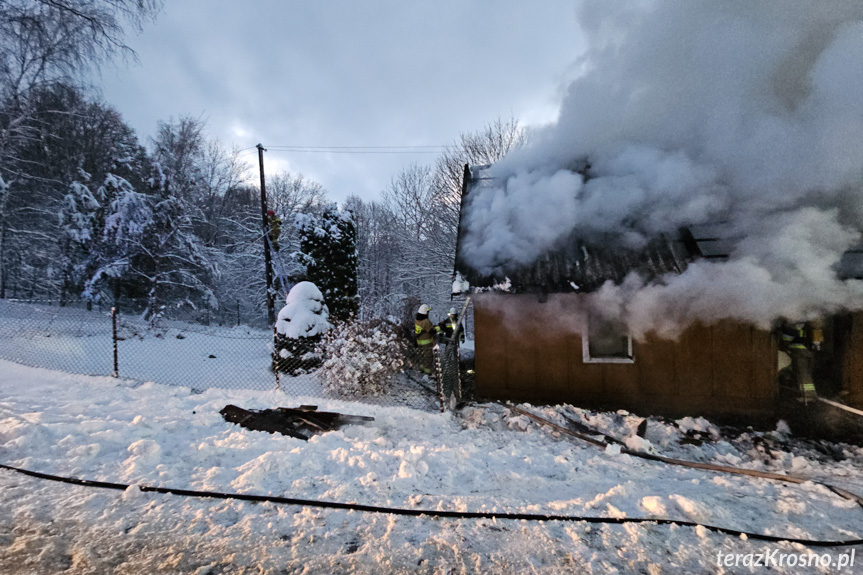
[2,360,863,572]
[451,272,470,295]
[275,281,332,339]
[0,300,278,391]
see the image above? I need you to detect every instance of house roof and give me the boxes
[453,165,694,294]
[452,164,862,295]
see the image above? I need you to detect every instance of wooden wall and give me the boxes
[473,293,778,419]
[838,311,863,409]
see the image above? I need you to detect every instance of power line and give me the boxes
[266,149,445,154]
[267,145,447,149]
[236,144,452,155]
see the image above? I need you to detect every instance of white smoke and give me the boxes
[461,0,863,338]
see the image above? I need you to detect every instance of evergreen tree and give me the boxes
[140,169,217,321]
[294,204,358,323]
[58,171,101,304]
[84,169,216,320]
[84,173,152,303]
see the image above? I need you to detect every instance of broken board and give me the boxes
[220,404,375,441]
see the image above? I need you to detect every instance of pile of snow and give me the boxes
[676,416,722,441]
[1,360,863,572]
[275,281,331,339]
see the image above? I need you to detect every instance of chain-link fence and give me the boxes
[0,299,471,411]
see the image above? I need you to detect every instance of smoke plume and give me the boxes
[461,0,863,338]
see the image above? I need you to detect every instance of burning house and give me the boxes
[450,2,863,425]
[453,165,863,421]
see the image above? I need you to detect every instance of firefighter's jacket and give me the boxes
[414,315,439,346]
[439,317,465,344]
[268,215,282,241]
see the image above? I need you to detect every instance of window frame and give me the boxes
[582,316,635,364]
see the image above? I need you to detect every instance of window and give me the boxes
[583,316,634,363]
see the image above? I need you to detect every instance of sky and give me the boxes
[97,0,581,203]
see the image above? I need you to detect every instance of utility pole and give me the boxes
[257,143,275,325]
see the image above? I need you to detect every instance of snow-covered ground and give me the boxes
[0,300,448,414]
[2,359,863,573]
[0,300,277,390]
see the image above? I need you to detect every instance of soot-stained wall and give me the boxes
[472,292,778,419]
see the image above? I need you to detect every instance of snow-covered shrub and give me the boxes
[317,317,411,396]
[274,282,331,374]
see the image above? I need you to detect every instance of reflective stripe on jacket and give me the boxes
[415,316,437,346]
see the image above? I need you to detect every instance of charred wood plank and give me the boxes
[220,404,375,440]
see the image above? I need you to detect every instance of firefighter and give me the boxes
[779,320,817,401]
[415,304,441,375]
[438,307,465,344]
[267,209,281,251]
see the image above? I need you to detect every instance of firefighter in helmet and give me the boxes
[438,307,465,344]
[779,320,821,401]
[415,304,441,375]
[267,209,281,251]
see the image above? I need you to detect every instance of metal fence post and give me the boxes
[273,324,281,392]
[111,307,119,377]
[237,299,240,327]
[433,343,445,412]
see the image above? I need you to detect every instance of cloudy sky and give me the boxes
[98,0,581,203]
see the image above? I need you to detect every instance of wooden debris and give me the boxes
[220,404,375,440]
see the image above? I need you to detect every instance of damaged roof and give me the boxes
[453,165,695,294]
[453,165,862,295]
[838,249,863,280]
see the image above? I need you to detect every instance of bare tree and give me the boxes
[349,118,525,321]
[194,141,252,246]
[432,116,526,239]
[267,172,327,223]
[0,0,161,95]
[0,0,162,159]
[345,195,403,319]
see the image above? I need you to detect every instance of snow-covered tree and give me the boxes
[294,204,358,323]
[58,172,102,304]
[274,281,331,374]
[0,77,150,302]
[84,170,216,321]
[0,1,161,299]
[84,173,151,302]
